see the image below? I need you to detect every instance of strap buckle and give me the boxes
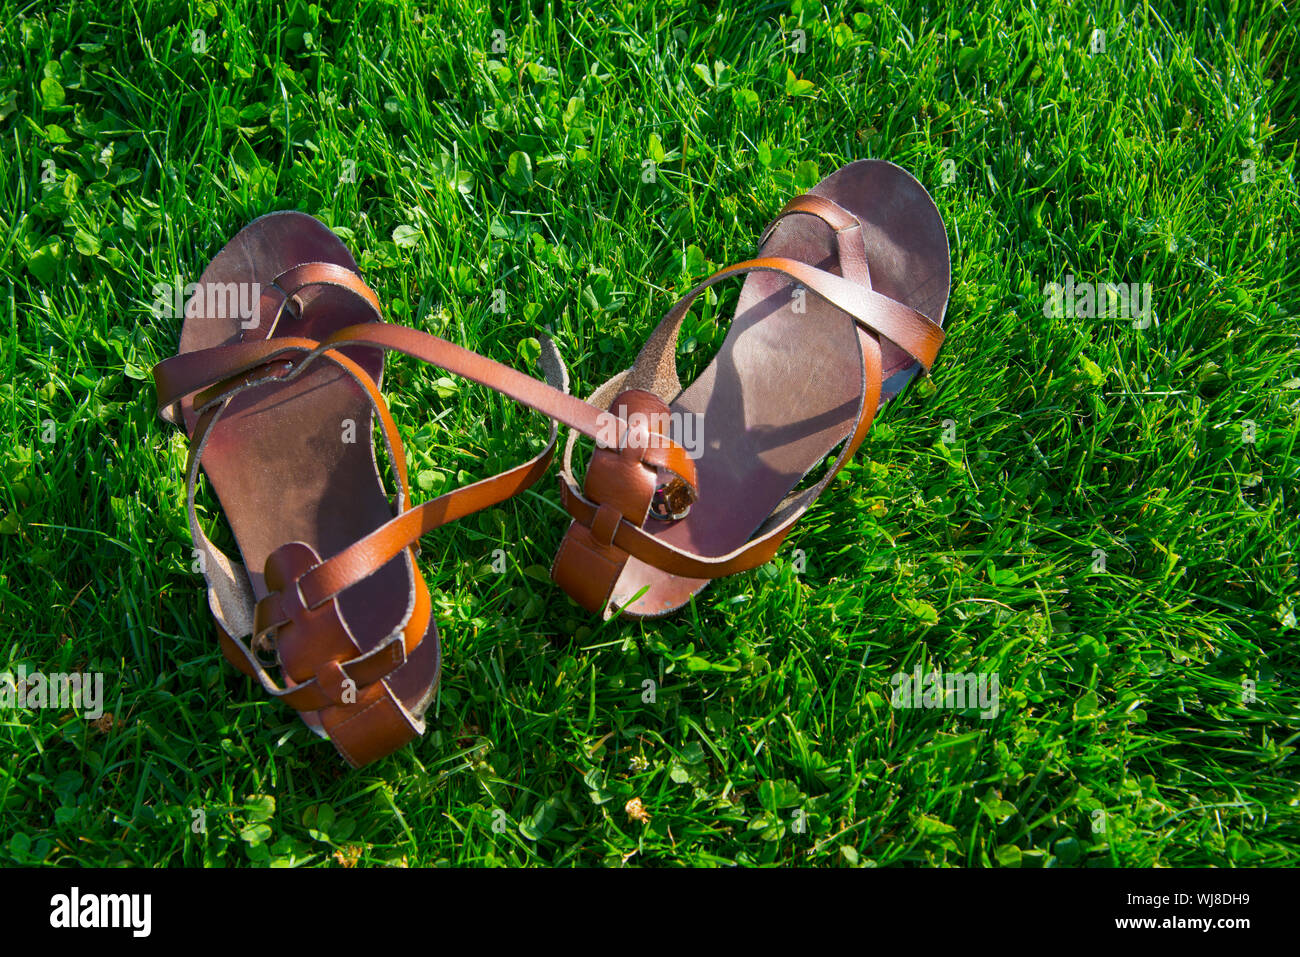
[649,475,694,522]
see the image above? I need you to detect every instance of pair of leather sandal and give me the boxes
[153,160,951,767]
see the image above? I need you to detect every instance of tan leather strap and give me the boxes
[156,335,320,425]
[622,254,942,402]
[318,323,700,490]
[549,389,678,610]
[760,193,861,239]
[156,323,699,494]
[260,261,383,340]
[759,193,873,287]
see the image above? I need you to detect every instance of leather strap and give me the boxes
[261,261,383,339]
[318,324,700,490]
[156,260,385,424]
[621,253,942,403]
[759,193,873,287]
[156,323,700,494]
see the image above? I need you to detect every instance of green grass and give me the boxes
[1,0,1297,867]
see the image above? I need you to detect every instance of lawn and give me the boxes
[0,0,1296,867]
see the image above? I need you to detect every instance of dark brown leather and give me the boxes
[153,212,586,767]
[551,160,952,619]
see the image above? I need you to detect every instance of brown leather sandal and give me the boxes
[153,212,693,766]
[551,160,951,619]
